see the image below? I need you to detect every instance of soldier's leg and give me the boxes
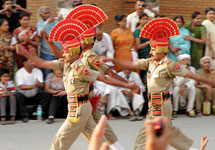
[134,101,193,150]
[50,102,92,150]
[92,109,118,144]
[134,102,152,150]
[195,88,203,113]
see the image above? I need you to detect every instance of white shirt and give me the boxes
[174,66,196,89]
[117,71,146,92]
[15,67,44,98]
[93,33,114,66]
[126,10,155,32]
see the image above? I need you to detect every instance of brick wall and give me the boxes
[159,0,215,23]
[27,0,58,27]
[26,0,137,33]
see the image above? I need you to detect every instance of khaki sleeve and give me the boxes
[168,61,188,77]
[52,60,64,72]
[136,58,149,70]
[76,65,99,83]
[88,55,109,74]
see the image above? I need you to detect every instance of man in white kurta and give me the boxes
[93,28,114,66]
[172,54,196,117]
[117,69,145,118]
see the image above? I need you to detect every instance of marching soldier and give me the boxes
[104,18,215,150]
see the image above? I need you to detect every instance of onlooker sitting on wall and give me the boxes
[172,54,196,118]
[13,12,39,69]
[93,26,114,67]
[0,0,31,33]
[15,57,49,122]
[195,56,215,116]
[117,69,145,120]
[185,11,206,69]
[45,70,67,124]
[0,19,15,76]
[36,6,61,79]
[169,16,191,62]
[126,0,159,32]
[0,69,16,125]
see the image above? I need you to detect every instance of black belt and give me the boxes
[77,94,89,103]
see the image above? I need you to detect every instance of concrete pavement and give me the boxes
[0,115,214,150]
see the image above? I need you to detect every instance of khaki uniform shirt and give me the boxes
[137,57,188,93]
[52,59,99,95]
[80,48,109,74]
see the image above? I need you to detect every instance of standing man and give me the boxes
[104,18,214,150]
[0,0,31,33]
[36,6,61,79]
[93,26,114,67]
[126,0,160,32]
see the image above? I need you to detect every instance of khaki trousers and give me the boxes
[50,101,101,150]
[134,100,193,150]
[196,88,215,112]
[91,109,118,144]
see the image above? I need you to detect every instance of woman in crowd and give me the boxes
[185,11,206,69]
[13,13,39,69]
[169,16,191,62]
[111,14,134,72]
[0,19,15,76]
[195,56,215,116]
[202,8,215,66]
[45,70,67,124]
[134,13,150,81]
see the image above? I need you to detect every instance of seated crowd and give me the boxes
[0,0,215,126]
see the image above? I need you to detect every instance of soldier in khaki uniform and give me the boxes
[16,35,139,150]
[104,18,215,150]
[39,28,131,150]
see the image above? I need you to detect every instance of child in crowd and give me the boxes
[0,69,16,125]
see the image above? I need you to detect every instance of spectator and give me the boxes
[73,0,83,8]
[185,11,206,69]
[15,57,49,122]
[195,56,215,116]
[172,54,196,118]
[93,26,114,66]
[169,16,191,62]
[118,69,145,120]
[0,69,16,125]
[126,0,159,32]
[111,14,134,72]
[202,8,215,63]
[13,13,39,69]
[0,0,31,33]
[0,19,15,75]
[45,70,67,124]
[134,13,150,81]
[36,6,61,79]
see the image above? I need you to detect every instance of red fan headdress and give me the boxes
[65,5,108,29]
[80,28,96,45]
[140,18,179,53]
[61,38,81,56]
[49,19,88,42]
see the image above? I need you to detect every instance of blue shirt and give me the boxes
[36,19,61,55]
[168,27,191,62]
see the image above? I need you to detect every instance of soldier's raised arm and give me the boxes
[16,44,54,70]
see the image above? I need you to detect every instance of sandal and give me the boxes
[129,114,136,121]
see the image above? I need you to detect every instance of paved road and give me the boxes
[0,115,214,150]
